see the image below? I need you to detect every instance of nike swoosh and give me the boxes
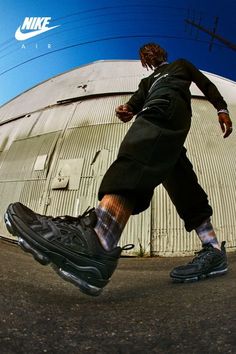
[148,73,169,93]
[15,25,60,41]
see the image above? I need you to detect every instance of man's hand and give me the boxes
[218,113,233,138]
[115,104,134,123]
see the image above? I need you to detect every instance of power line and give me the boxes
[185,18,236,51]
[0,33,204,77]
[208,17,219,51]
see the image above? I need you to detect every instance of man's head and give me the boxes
[139,43,168,70]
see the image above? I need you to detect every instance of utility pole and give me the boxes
[209,17,219,51]
[185,18,236,52]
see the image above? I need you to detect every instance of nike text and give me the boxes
[15,17,60,41]
[21,17,52,30]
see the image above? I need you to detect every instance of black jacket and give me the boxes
[127,59,228,115]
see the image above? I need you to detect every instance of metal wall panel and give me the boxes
[1,183,45,240]
[50,123,129,177]
[46,190,81,217]
[28,104,77,137]
[151,100,236,255]
[0,112,41,151]
[19,180,46,211]
[68,95,132,128]
[43,122,151,254]
[0,181,24,240]
[0,133,59,181]
[0,132,60,240]
[186,101,236,250]
[0,151,7,170]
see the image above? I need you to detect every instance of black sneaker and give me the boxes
[170,242,228,283]
[4,202,133,296]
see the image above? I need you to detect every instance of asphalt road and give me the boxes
[0,239,235,354]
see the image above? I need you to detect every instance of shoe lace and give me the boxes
[48,207,94,226]
[38,208,135,251]
[189,245,214,265]
[121,244,135,251]
[38,207,95,243]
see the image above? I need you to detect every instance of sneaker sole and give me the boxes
[4,211,103,296]
[170,268,228,283]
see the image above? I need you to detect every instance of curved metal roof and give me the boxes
[0,60,235,125]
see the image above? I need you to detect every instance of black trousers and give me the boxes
[98,94,212,232]
[162,147,212,231]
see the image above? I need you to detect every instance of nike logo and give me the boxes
[149,73,169,92]
[15,17,60,41]
[4,212,12,228]
[15,25,59,41]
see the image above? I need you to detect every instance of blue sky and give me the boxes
[0,0,235,106]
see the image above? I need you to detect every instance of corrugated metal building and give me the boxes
[0,60,235,256]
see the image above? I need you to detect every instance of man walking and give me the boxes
[5,43,233,296]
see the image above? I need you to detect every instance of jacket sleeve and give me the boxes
[126,77,150,114]
[182,59,228,111]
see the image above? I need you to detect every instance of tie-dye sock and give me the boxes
[94,194,134,251]
[195,218,221,250]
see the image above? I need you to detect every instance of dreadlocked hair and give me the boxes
[139,43,168,70]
